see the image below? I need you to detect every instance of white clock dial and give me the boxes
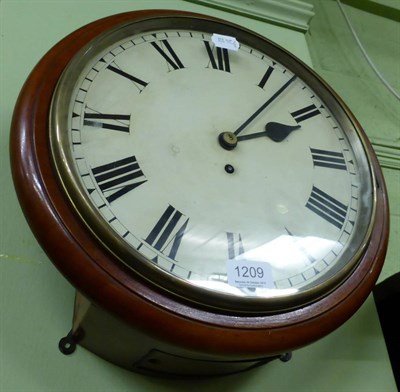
[50,19,374,311]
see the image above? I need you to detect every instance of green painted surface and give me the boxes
[0,1,397,391]
[306,0,400,283]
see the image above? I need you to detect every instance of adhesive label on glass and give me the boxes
[211,33,240,51]
[227,259,274,289]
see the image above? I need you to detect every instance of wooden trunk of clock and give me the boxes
[71,292,282,377]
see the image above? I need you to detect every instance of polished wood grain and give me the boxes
[10,10,389,373]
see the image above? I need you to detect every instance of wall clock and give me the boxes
[10,9,389,377]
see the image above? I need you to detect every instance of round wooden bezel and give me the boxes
[10,10,389,359]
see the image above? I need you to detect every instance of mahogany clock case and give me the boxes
[10,10,389,375]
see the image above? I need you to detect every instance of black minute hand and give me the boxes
[233,75,297,136]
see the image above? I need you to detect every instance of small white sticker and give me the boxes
[211,33,240,51]
[227,259,274,289]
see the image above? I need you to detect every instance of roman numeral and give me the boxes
[92,156,147,203]
[84,111,130,133]
[257,65,274,89]
[107,64,148,91]
[310,148,347,170]
[204,41,230,72]
[290,104,321,123]
[151,40,184,70]
[226,232,245,260]
[306,186,348,229]
[145,205,189,260]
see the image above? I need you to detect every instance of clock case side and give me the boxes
[9,10,389,366]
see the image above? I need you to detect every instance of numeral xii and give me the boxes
[204,41,230,72]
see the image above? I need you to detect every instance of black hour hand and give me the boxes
[264,122,300,142]
[236,122,301,143]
